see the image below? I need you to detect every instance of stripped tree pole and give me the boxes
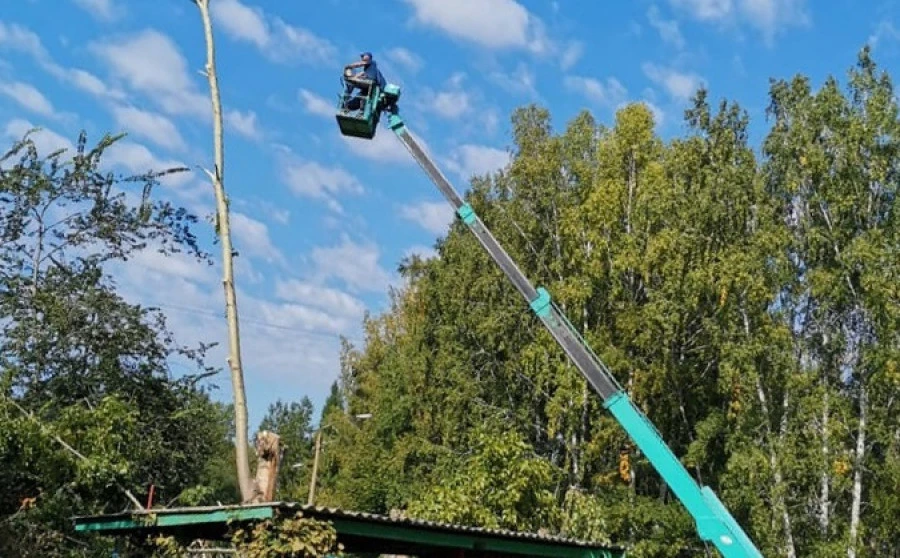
[190,0,254,503]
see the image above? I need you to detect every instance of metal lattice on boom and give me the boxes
[333,68,764,558]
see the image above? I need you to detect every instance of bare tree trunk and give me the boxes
[819,388,830,535]
[848,385,867,558]
[580,235,593,490]
[754,377,796,558]
[308,429,323,505]
[777,388,797,558]
[192,0,254,503]
[746,309,796,558]
[625,148,635,236]
[30,214,44,296]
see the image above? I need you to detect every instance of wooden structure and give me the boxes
[74,502,625,557]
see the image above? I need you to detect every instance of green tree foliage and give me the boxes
[225,512,338,557]
[316,49,899,557]
[0,130,237,554]
[406,418,561,532]
[321,380,344,419]
[3,46,897,558]
[150,511,339,557]
[759,46,900,556]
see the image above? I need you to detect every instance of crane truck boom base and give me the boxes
[334,73,763,558]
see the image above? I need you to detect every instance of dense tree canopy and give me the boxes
[305,49,898,557]
[0,130,236,555]
[0,47,897,558]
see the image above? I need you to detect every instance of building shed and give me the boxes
[74,502,625,557]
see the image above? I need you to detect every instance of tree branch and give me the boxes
[6,397,145,510]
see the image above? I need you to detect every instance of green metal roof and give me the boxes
[73,502,625,557]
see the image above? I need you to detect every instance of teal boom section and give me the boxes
[457,202,476,225]
[604,392,762,556]
[384,110,764,557]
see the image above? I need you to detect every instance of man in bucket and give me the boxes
[342,51,386,112]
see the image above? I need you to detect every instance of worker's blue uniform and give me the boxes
[361,59,386,89]
[343,52,385,110]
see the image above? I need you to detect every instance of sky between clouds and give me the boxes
[0,0,898,429]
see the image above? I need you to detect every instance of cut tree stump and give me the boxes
[253,430,281,502]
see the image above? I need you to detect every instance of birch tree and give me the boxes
[763,46,900,555]
[263,48,899,556]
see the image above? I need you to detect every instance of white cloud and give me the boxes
[669,0,732,21]
[482,109,501,136]
[386,47,423,72]
[270,20,336,64]
[560,41,584,70]
[231,212,285,265]
[64,67,124,100]
[0,21,45,57]
[637,100,665,126]
[399,201,454,235]
[125,244,217,287]
[280,156,363,213]
[647,5,685,49]
[90,29,208,118]
[310,235,393,294]
[101,140,192,188]
[0,81,55,116]
[253,298,357,336]
[254,199,290,225]
[667,0,808,43]
[226,109,262,140]
[740,0,809,42]
[402,0,550,53]
[90,28,259,136]
[490,63,538,98]
[72,0,121,21]
[0,22,124,100]
[444,144,510,179]
[340,130,413,165]
[869,20,900,49]
[274,279,366,319]
[210,0,268,46]
[106,245,362,430]
[404,244,438,260]
[642,63,704,102]
[419,73,472,119]
[210,0,336,65]
[111,104,186,151]
[298,88,335,117]
[565,75,628,107]
[4,118,73,155]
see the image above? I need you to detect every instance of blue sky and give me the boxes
[1,0,898,430]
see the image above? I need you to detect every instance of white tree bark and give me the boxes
[192,0,254,503]
[777,388,797,558]
[848,385,867,558]
[819,388,830,534]
[746,310,796,558]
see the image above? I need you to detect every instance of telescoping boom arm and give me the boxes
[385,113,763,558]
